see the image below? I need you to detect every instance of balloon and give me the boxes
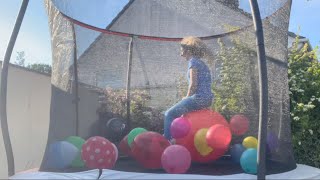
[81,136,116,169]
[176,109,230,163]
[118,135,133,157]
[206,124,232,150]
[65,136,86,167]
[170,117,191,139]
[131,132,170,169]
[230,144,246,163]
[267,131,279,152]
[127,127,148,146]
[111,143,119,162]
[242,136,258,149]
[44,141,78,169]
[161,145,191,174]
[229,115,249,136]
[240,148,257,174]
[194,128,213,156]
[105,118,127,142]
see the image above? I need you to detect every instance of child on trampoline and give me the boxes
[164,36,214,141]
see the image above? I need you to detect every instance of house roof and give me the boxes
[76,0,310,62]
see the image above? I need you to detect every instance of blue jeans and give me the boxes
[164,95,212,140]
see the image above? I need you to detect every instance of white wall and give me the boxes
[0,63,101,179]
[0,63,51,179]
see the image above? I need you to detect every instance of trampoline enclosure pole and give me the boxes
[126,37,134,131]
[249,0,269,179]
[0,0,29,177]
[71,23,80,136]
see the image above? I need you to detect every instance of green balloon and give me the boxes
[127,128,148,146]
[65,136,86,167]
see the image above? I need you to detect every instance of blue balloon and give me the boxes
[44,141,78,169]
[240,148,257,174]
[230,144,246,163]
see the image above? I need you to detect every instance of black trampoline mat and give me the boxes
[40,155,296,176]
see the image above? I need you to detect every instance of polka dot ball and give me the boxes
[81,136,116,169]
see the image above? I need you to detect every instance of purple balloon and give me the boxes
[267,131,279,151]
[170,117,191,139]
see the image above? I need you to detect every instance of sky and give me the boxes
[0,0,319,65]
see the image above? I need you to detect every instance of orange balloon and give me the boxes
[176,109,229,163]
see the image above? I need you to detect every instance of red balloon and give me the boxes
[176,109,229,163]
[81,136,116,169]
[118,135,133,157]
[131,132,170,169]
[206,124,232,150]
[229,114,249,136]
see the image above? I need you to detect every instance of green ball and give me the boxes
[65,136,86,168]
[127,128,148,146]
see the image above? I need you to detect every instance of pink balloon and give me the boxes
[170,117,191,138]
[161,145,191,174]
[229,114,249,136]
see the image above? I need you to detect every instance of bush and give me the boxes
[289,38,320,168]
[97,88,164,134]
[212,39,259,120]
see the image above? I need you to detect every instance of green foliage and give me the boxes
[289,37,320,168]
[97,88,164,133]
[14,51,52,74]
[26,63,52,74]
[212,39,258,119]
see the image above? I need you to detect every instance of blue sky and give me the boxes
[0,0,319,65]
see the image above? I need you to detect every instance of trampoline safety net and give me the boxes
[40,0,295,175]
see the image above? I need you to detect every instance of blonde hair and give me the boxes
[181,36,215,65]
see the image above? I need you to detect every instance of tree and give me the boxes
[26,63,52,74]
[15,51,25,67]
[14,51,52,74]
[289,37,320,168]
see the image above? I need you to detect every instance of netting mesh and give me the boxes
[41,0,295,175]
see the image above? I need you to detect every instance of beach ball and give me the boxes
[229,114,249,136]
[194,128,213,156]
[230,144,246,163]
[65,136,86,167]
[240,148,257,174]
[131,131,170,169]
[242,136,258,149]
[176,109,230,163]
[206,124,232,150]
[170,117,191,139]
[161,145,191,174]
[81,136,116,169]
[44,141,78,169]
[127,127,148,146]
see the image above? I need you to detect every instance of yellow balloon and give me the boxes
[242,136,258,149]
[194,128,213,156]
